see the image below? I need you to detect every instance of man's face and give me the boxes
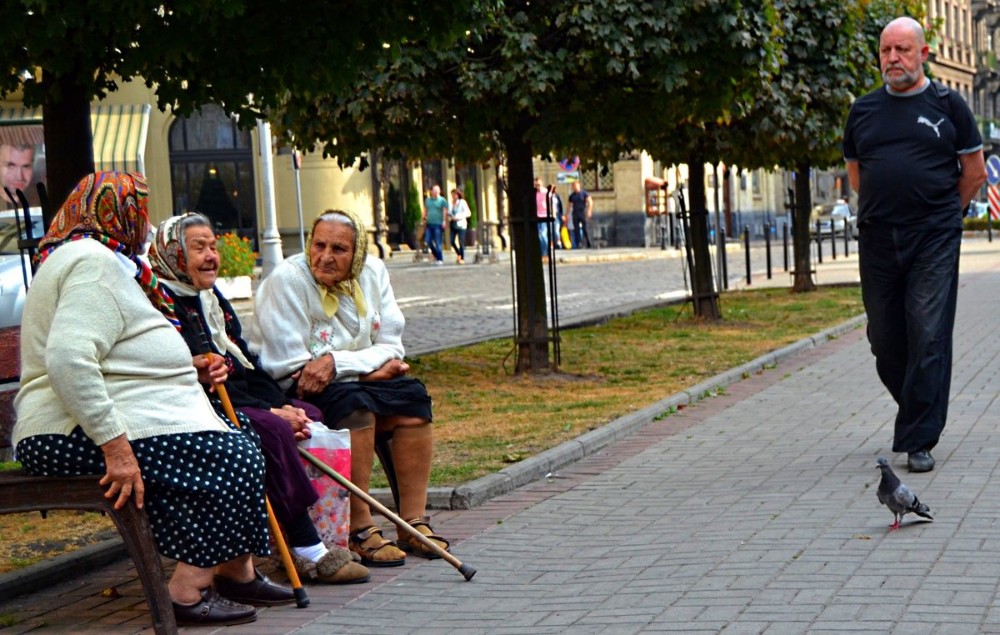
[572,181,581,193]
[1,146,34,200]
[534,178,543,191]
[309,220,355,288]
[879,24,927,92]
[431,185,441,198]
[182,225,220,290]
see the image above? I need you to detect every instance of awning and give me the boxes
[0,104,151,174]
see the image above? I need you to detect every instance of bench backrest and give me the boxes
[0,325,19,460]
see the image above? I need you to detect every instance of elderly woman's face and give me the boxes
[310,221,355,287]
[183,225,220,290]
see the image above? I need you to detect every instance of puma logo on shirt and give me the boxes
[917,116,945,138]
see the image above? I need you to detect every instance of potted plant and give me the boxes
[214,232,256,299]
[464,180,478,246]
[404,183,423,250]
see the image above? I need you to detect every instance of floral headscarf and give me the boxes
[36,171,179,330]
[149,213,254,368]
[307,209,368,318]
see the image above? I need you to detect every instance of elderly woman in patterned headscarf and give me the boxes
[147,212,369,586]
[249,209,449,567]
[13,172,293,627]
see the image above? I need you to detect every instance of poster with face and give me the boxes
[0,123,45,211]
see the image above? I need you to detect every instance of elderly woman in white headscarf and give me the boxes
[148,212,370,586]
[249,209,448,567]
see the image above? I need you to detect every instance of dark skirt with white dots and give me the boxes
[16,424,271,568]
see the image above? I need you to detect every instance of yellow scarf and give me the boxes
[307,209,369,319]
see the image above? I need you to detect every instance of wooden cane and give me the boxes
[208,357,310,608]
[297,447,477,581]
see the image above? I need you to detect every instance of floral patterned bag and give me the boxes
[299,422,351,549]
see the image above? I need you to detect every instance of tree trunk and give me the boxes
[685,159,721,319]
[500,129,551,373]
[791,161,816,293]
[41,70,94,228]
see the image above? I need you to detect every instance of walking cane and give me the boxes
[204,352,311,608]
[297,447,477,581]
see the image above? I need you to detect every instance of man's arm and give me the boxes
[958,150,987,210]
[846,161,860,194]
[586,193,593,218]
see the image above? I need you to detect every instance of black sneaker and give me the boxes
[213,568,295,606]
[907,450,935,473]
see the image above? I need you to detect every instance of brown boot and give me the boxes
[292,548,371,584]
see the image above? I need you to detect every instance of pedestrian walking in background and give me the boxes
[843,16,987,473]
[534,177,550,259]
[568,180,593,248]
[547,184,568,249]
[423,185,448,265]
[448,188,471,264]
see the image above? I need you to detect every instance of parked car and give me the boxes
[0,209,43,328]
[810,201,857,240]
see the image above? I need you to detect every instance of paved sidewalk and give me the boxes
[2,239,1000,633]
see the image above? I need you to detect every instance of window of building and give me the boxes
[168,104,257,246]
[580,163,614,191]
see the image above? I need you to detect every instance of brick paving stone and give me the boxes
[5,241,1000,633]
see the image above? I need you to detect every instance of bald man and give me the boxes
[843,17,987,473]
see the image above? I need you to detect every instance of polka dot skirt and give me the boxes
[16,420,271,568]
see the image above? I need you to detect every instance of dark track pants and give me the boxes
[858,225,961,453]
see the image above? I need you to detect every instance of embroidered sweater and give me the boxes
[13,239,230,448]
[248,253,405,389]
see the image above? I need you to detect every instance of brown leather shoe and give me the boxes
[173,588,257,626]
[213,568,295,606]
[293,547,371,584]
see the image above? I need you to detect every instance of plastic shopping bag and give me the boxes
[560,225,572,249]
[299,422,351,549]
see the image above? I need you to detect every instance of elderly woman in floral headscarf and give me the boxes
[148,212,369,586]
[13,173,293,626]
[249,209,449,567]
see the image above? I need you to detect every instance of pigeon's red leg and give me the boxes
[888,519,901,531]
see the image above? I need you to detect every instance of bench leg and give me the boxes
[106,502,177,635]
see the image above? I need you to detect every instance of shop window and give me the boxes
[580,163,614,192]
[168,105,257,246]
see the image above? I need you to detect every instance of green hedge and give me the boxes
[963,217,1000,231]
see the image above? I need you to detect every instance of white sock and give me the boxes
[293,542,329,563]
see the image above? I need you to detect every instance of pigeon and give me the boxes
[875,456,933,531]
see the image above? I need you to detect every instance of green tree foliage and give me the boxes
[276,0,783,371]
[0,0,471,212]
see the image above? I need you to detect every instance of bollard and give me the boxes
[783,224,789,272]
[743,225,751,285]
[815,220,823,264]
[844,222,850,257]
[764,223,772,280]
[720,230,729,290]
[830,221,837,260]
[989,217,993,243]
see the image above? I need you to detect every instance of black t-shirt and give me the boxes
[843,81,982,230]
[568,189,590,220]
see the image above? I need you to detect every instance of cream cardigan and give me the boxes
[248,254,405,389]
[13,239,230,449]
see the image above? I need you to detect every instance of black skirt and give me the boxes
[306,376,433,427]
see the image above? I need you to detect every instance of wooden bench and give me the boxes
[0,325,177,634]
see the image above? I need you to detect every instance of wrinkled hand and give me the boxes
[193,354,228,392]
[270,405,313,441]
[295,354,335,398]
[99,435,144,510]
[360,358,410,382]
